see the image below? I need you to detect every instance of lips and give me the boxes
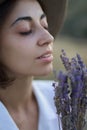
[36,50,53,59]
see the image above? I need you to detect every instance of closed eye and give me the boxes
[19,26,49,36]
[19,30,32,35]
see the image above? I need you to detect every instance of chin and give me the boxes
[35,65,53,76]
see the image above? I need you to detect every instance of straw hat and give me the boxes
[0,0,68,37]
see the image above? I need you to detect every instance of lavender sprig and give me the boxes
[53,50,87,130]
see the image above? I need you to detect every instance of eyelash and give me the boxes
[19,26,49,36]
[19,30,32,36]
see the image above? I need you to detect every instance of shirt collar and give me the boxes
[0,80,61,130]
[33,81,61,130]
[0,102,19,130]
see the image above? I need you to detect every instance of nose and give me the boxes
[37,27,54,46]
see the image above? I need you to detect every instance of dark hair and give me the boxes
[0,0,17,27]
[0,0,17,89]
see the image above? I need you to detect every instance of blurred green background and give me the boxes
[36,0,87,80]
[61,0,87,39]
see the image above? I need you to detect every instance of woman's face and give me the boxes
[0,0,54,77]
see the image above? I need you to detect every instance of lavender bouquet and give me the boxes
[53,50,87,130]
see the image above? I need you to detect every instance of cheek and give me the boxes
[0,38,36,74]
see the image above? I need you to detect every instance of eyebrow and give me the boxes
[11,13,46,27]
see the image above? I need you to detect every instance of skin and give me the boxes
[0,0,54,130]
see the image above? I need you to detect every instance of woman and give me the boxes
[0,0,67,130]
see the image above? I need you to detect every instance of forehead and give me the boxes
[5,0,44,25]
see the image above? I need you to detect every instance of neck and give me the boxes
[0,76,34,110]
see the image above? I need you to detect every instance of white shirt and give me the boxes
[0,80,62,130]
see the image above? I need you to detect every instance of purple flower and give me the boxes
[53,50,87,130]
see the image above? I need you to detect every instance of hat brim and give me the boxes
[39,0,67,37]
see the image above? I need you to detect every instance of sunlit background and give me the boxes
[36,0,87,81]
